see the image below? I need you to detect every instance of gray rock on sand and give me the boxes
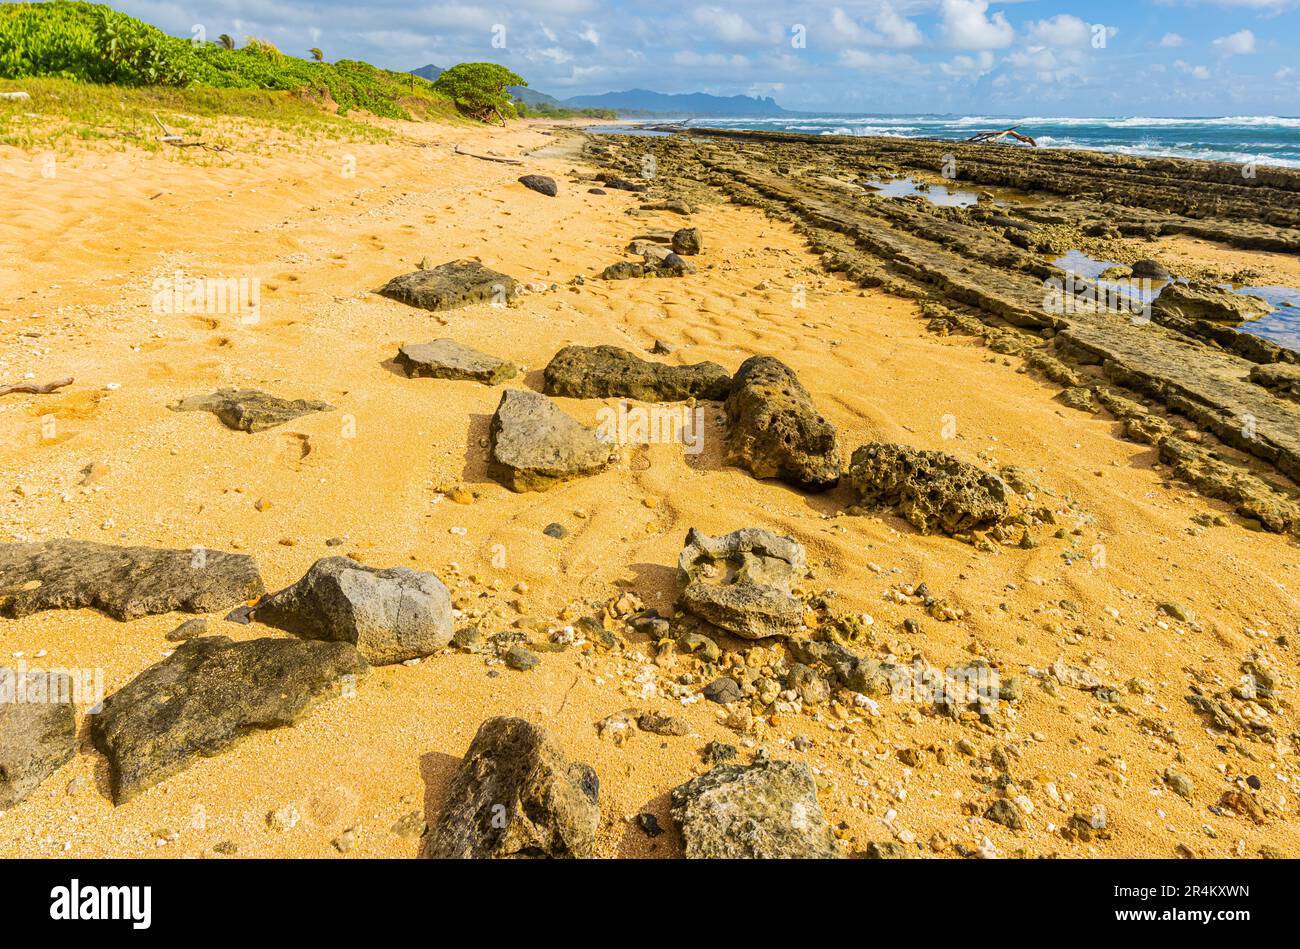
[670,760,841,859]
[672,227,702,255]
[676,527,806,640]
[1130,259,1171,281]
[488,389,618,493]
[253,557,453,665]
[0,539,265,621]
[425,716,600,858]
[0,668,77,808]
[1151,282,1272,324]
[394,338,518,385]
[725,356,841,491]
[170,388,334,433]
[378,259,520,312]
[847,442,1010,535]
[91,635,368,803]
[543,344,730,402]
[518,174,558,197]
[640,199,693,215]
[601,261,647,280]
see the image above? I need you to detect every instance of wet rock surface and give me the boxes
[670,760,840,858]
[0,540,265,621]
[1151,282,1272,324]
[171,388,334,432]
[91,636,367,803]
[0,669,77,808]
[725,356,841,490]
[488,389,617,492]
[378,259,519,312]
[848,443,1010,535]
[543,344,730,402]
[253,557,453,665]
[394,339,518,385]
[425,716,599,858]
[676,527,806,639]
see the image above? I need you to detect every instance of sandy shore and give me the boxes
[1,117,1297,858]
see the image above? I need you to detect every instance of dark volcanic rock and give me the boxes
[1151,282,1272,324]
[847,443,1010,535]
[657,251,694,276]
[171,388,334,432]
[378,259,519,312]
[394,339,517,385]
[543,344,730,402]
[488,389,618,492]
[670,760,841,859]
[676,527,806,640]
[724,356,841,490]
[425,716,599,858]
[518,174,558,197]
[91,636,367,803]
[672,227,702,255]
[0,540,265,621]
[1130,259,1171,281]
[253,557,453,665]
[0,668,77,808]
[601,261,646,280]
[602,177,645,192]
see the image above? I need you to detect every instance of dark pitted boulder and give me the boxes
[1151,282,1271,324]
[601,261,646,280]
[544,345,730,402]
[170,388,334,433]
[672,227,702,255]
[848,443,1009,535]
[91,636,367,803]
[425,717,599,858]
[489,389,618,492]
[724,356,841,491]
[0,540,265,621]
[253,557,453,665]
[518,174,557,197]
[676,527,805,639]
[394,339,517,385]
[602,177,645,192]
[378,259,519,312]
[1130,259,1171,281]
[0,668,77,808]
[670,760,840,859]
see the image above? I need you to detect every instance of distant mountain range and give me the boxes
[410,66,789,116]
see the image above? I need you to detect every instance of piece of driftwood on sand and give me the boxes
[0,376,73,397]
[453,144,523,165]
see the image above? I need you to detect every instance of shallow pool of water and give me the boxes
[1052,251,1300,352]
[862,177,979,208]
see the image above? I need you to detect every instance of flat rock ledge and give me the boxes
[847,442,1010,536]
[676,527,806,640]
[725,356,841,491]
[395,339,518,385]
[378,259,520,312]
[670,760,841,859]
[91,636,368,804]
[489,389,618,492]
[253,557,453,665]
[170,388,334,433]
[543,344,730,402]
[0,668,77,808]
[425,716,600,858]
[0,539,265,621]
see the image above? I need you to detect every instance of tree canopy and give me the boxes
[432,62,525,125]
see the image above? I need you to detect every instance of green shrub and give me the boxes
[433,62,525,123]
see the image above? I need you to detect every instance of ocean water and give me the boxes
[664,114,1300,168]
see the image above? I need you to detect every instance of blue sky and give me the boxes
[112,0,1300,115]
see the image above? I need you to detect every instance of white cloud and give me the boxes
[830,4,922,48]
[577,24,599,45]
[1159,33,1185,47]
[1212,29,1256,54]
[1025,14,1091,47]
[1175,59,1212,79]
[940,50,996,78]
[838,49,926,73]
[939,0,1014,50]
[691,7,762,44]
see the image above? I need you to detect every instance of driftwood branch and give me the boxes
[453,144,523,165]
[966,126,1037,147]
[0,376,73,397]
[151,113,232,153]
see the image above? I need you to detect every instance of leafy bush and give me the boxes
[433,62,526,124]
[0,1,467,120]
